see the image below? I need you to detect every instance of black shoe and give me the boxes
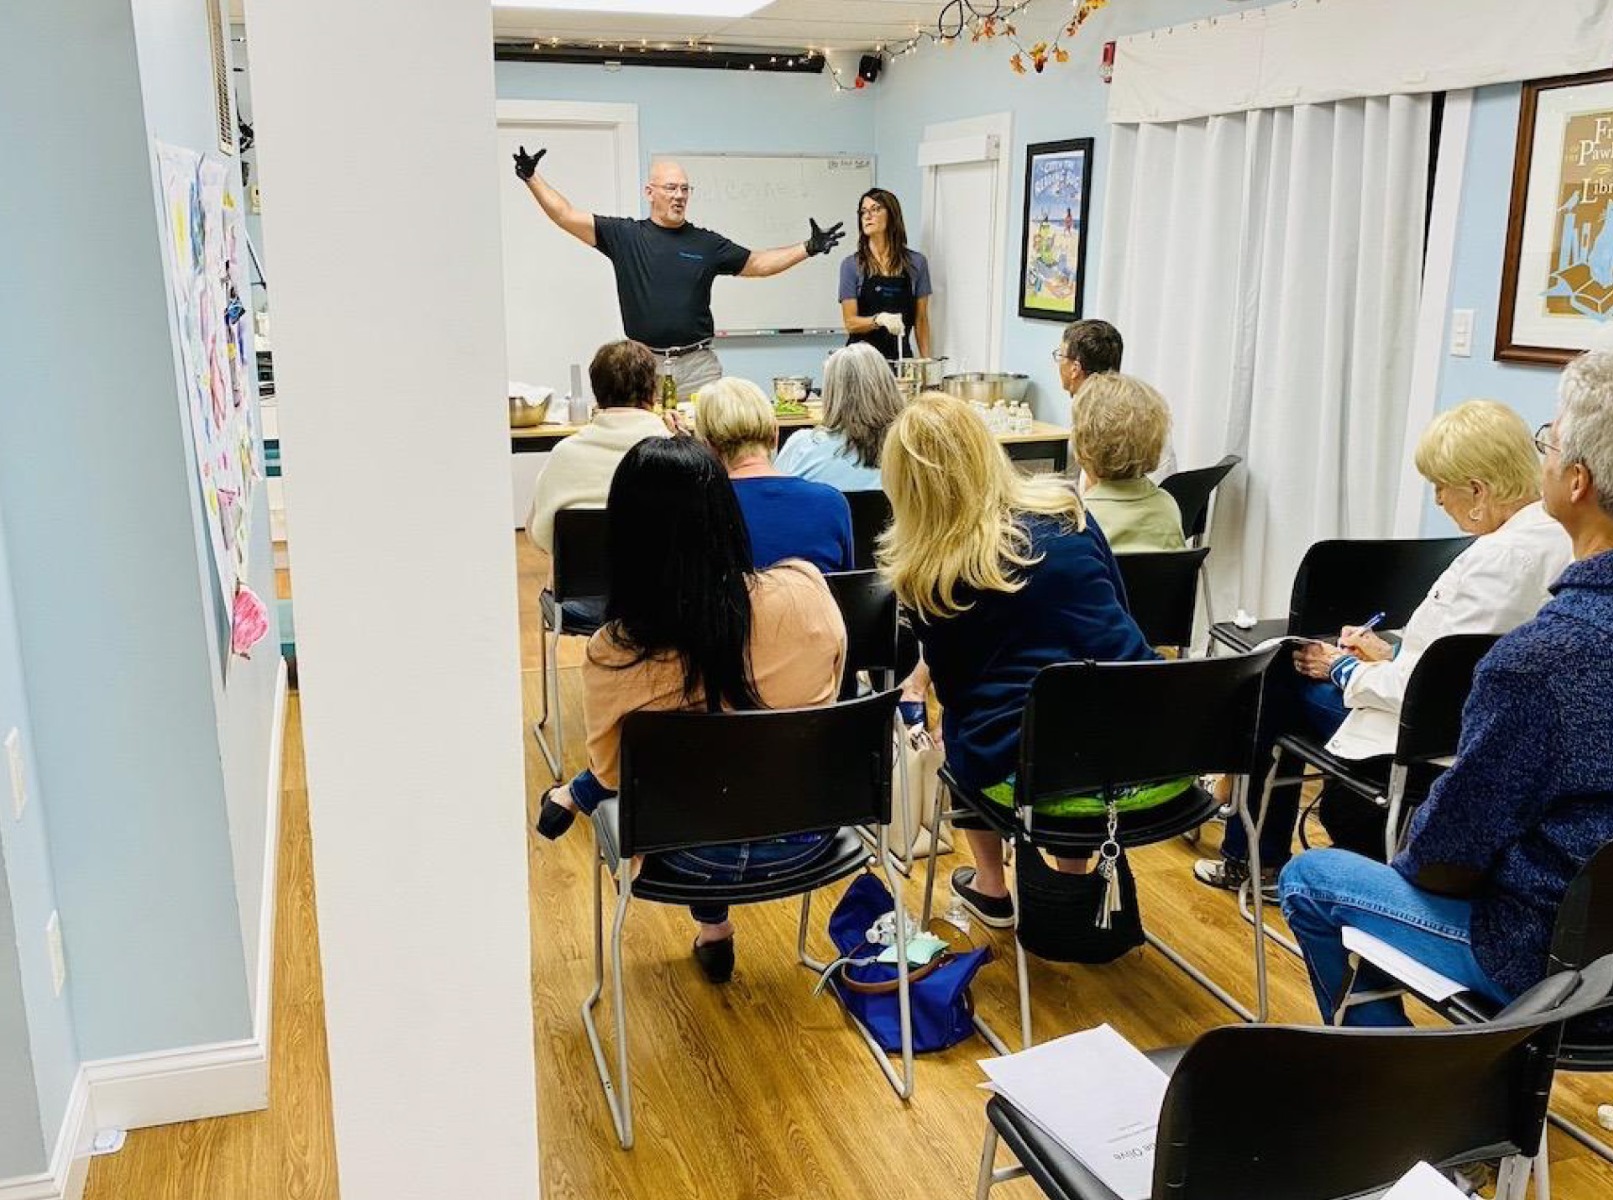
[1193,857,1279,903]
[692,936,735,984]
[950,866,1016,929]
[536,788,577,841]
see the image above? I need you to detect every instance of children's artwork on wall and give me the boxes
[1498,68,1613,365]
[1018,138,1094,322]
[155,141,264,671]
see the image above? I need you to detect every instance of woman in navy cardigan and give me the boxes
[878,393,1155,928]
[1280,350,1613,1024]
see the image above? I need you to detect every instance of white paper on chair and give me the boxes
[1380,1161,1466,1199]
[1342,927,1467,1002]
[978,1024,1168,1200]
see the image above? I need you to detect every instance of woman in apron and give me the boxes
[838,188,933,361]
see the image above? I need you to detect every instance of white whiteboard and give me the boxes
[665,152,875,335]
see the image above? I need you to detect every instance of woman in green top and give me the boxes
[1070,373,1185,552]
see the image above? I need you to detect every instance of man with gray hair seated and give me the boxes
[1278,349,1613,1026]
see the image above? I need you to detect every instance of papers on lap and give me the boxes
[1342,926,1468,1002]
[1381,1161,1467,1198]
[978,1024,1168,1200]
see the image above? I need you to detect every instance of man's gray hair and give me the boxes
[1558,349,1613,516]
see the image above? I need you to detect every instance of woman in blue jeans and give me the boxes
[535,437,849,983]
[1281,352,1613,1024]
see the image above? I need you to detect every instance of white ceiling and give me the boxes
[491,0,947,52]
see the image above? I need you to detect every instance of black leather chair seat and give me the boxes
[540,589,605,635]
[987,1046,1187,1200]
[943,769,1223,854]
[590,800,871,906]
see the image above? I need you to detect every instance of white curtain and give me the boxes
[1095,93,1433,618]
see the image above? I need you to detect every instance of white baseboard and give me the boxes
[0,659,290,1200]
[0,1068,92,1200]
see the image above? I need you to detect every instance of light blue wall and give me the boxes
[494,59,878,385]
[0,500,77,1176]
[1421,84,1566,535]
[0,0,263,1115]
[874,0,1234,424]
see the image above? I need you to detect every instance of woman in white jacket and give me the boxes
[1198,400,1571,885]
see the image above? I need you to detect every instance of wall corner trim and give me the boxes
[0,1069,91,1200]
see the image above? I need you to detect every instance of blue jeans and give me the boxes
[1222,678,1349,867]
[566,768,613,814]
[659,836,834,926]
[1278,849,1514,1025]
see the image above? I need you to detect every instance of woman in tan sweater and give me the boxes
[537,436,847,982]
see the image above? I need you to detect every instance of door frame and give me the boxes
[918,112,1013,370]
[495,100,641,219]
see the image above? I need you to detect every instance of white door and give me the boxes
[919,115,1012,377]
[496,101,638,525]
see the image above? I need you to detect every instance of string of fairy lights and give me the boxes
[523,0,1110,89]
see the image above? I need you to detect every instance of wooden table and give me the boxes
[511,416,1070,472]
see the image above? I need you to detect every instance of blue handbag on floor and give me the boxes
[821,873,993,1054]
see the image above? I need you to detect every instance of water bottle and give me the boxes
[943,895,972,935]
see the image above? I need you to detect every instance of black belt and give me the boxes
[648,339,713,358]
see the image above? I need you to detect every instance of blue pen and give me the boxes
[1358,611,1387,633]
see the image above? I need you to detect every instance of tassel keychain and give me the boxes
[1095,800,1123,930]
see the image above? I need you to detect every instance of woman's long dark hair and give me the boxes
[596,437,762,711]
[855,187,913,281]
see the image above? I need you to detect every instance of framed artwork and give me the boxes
[1018,138,1094,322]
[1497,68,1613,365]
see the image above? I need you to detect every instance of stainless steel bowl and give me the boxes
[941,372,1032,405]
[508,393,552,428]
[772,375,813,403]
[894,356,948,389]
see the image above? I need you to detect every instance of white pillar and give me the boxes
[243,2,539,1197]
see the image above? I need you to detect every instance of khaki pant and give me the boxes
[655,346,722,401]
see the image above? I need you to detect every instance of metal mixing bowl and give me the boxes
[508,393,551,428]
[894,357,948,389]
[941,372,1032,405]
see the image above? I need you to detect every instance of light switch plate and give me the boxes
[46,910,65,997]
[5,727,24,820]
[1450,308,1475,358]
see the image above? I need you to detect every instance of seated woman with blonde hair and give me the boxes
[775,342,908,491]
[696,377,854,574]
[879,393,1168,927]
[1197,398,1572,890]
[1071,373,1185,553]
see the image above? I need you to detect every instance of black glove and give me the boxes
[805,218,845,257]
[513,145,546,182]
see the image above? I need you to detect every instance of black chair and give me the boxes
[977,954,1613,1200]
[1335,840,1613,1192]
[1113,547,1211,654]
[1239,634,1502,1019]
[921,649,1283,1046]
[846,489,893,570]
[1209,535,1473,654]
[1160,454,1240,545]
[581,689,910,1149]
[532,507,611,780]
[824,570,900,698]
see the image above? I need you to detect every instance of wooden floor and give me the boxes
[82,537,1613,1199]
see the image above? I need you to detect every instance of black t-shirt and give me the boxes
[593,216,751,348]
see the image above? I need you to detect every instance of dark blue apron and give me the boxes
[848,266,918,361]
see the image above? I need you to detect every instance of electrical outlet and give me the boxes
[46,911,65,997]
[5,727,24,820]
[1450,308,1475,358]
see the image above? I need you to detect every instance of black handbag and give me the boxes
[1012,830,1144,964]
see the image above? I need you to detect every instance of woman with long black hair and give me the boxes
[535,437,847,982]
[839,188,933,361]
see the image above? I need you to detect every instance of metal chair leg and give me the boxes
[580,859,635,1149]
[1535,1137,1552,1200]
[1245,747,1282,1022]
[921,777,946,924]
[530,618,563,780]
[1385,762,1409,862]
[976,1124,1001,1200]
[1009,851,1033,1049]
[1547,1110,1613,1165]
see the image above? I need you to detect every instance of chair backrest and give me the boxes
[551,506,612,603]
[1550,842,1613,1063]
[1018,649,1281,805]
[845,489,893,571]
[1153,956,1613,1198]
[615,689,899,858]
[824,570,899,697]
[1159,454,1240,542]
[1113,547,1211,649]
[1393,633,1502,764]
[1287,536,1473,637]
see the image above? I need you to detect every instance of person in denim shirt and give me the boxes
[1280,350,1613,1024]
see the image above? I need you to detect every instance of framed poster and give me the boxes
[1497,68,1613,365]
[1018,138,1093,322]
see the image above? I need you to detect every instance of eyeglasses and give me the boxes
[858,204,885,217]
[1051,350,1070,363]
[1534,422,1561,456]
[653,184,694,197]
